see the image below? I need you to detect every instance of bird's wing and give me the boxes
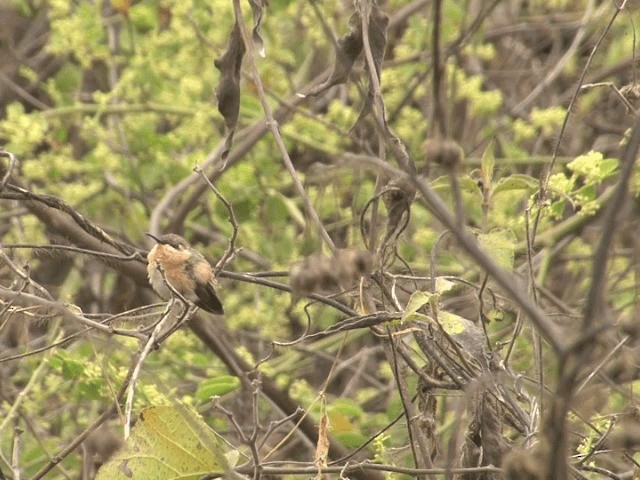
[194,280,224,315]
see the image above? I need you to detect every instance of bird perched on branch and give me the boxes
[146,233,224,315]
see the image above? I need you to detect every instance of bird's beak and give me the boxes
[146,232,161,243]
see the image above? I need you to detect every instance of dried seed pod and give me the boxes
[289,261,316,298]
[603,347,640,384]
[85,424,123,465]
[334,248,374,289]
[290,248,373,298]
[619,312,640,342]
[502,450,542,480]
[290,254,338,298]
[611,420,640,450]
[423,138,464,170]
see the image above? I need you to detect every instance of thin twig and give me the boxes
[384,329,435,479]
[540,0,629,208]
[194,165,239,272]
[30,361,137,480]
[0,184,138,256]
[511,0,596,115]
[232,463,502,477]
[258,408,305,451]
[0,287,147,340]
[232,0,335,252]
[123,300,183,439]
[581,82,639,115]
[2,243,145,262]
[0,341,54,435]
[583,113,640,328]
[431,0,447,137]
[0,151,17,192]
[0,247,53,300]
[347,152,564,352]
[545,108,640,477]
[11,424,21,480]
[149,141,226,236]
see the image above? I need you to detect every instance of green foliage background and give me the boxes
[1,0,640,478]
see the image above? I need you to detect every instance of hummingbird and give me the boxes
[146,233,224,315]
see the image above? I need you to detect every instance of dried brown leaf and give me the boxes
[248,0,267,57]
[381,176,415,246]
[214,21,245,160]
[350,4,389,130]
[307,12,363,96]
[457,390,509,480]
[366,5,388,81]
[314,412,330,478]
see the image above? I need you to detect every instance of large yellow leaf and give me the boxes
[96,406,228,480]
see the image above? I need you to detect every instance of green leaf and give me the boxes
[436,311,468,335]
[329,398,364,419]
[480,138,496,187]
[478,230,517,271]
[567,151,619,183]
[62,359,85,380]
[335,431,370,448]
[431,175,482,198]
[263,195,289,223]
[491,174,539,197]
[402,291,433,323]
[599,158,619,178]
[576,184,596,203]
[549,199,566,219]
[485,309,506,322]
[430,175,450,193]
[96,406,228,480]
[434,277,456,294]
[233,198,259,222]
[195,376,240,401]
[129,3,158,31]
[273,191,305,227]
[78,379,104,400]
[458,174,483,197]
[52,353,85,380]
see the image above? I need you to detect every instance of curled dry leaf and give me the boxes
[307,13,363,97]
[314,412,330,473]
[307,3,387,103]
[214,21,245,160]
[248,0,267,57]
[458,389,509,480]
[381,176,416,244]
[351,3,389,130]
